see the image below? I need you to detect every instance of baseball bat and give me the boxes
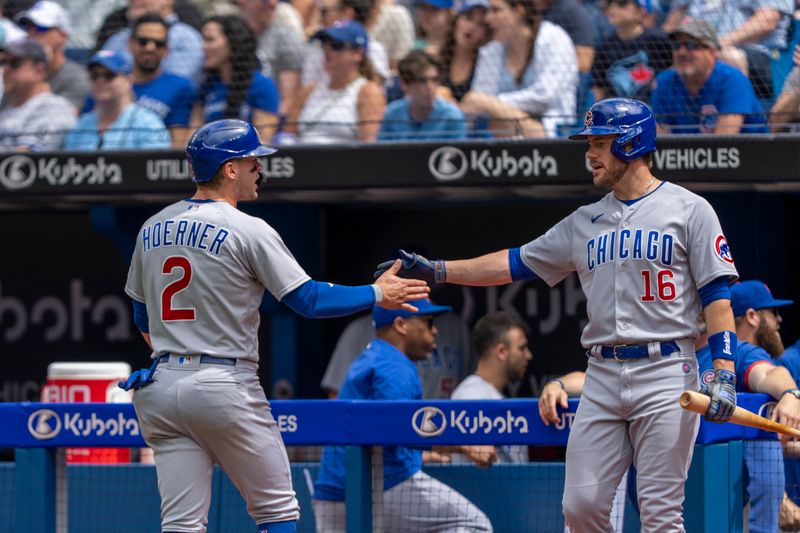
[680,390,800,438]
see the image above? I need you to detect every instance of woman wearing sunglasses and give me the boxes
[191,15,280,144]
[284,20,386,144]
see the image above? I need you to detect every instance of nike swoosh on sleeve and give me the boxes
[591,214,604,223]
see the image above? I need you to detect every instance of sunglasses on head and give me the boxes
[134,36,167,49]
[89,69,119,82]
[0,57,29,70]
[671,40,706,51]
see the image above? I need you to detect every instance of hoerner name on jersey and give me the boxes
[141,219,230,256]
[587,228,674,271]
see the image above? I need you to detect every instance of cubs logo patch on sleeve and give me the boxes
[714,235,734,264]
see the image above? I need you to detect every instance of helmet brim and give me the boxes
[568,126,622,140]
[244,145,278,158]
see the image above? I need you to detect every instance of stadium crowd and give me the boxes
[1,0,800,150]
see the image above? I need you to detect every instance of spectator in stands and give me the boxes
[286,20,385,143]
[191,15,280,143]
[16,1,89,113]
[98,0,204,86]
[96,0,203,50]
[128,13,195,147]
[770,44,800,131]
[0,38,75,150]
[451,311,531,464]
[1,3,25,45]
[379,50,466,140]
[313,300,495,532]
[650,18,767,133]
[302,0,391,86]
[63,50,170,150]
[663,0,793,100]
[233,0,306,115]
[591,0,672,102]
[533,0,596,77]
[415,0,454,57]
[437,0,490,103]
[371,0,415,70]
[460,0,578,137]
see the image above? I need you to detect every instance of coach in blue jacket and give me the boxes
[313,299,494,532]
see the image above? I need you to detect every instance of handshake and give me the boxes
[373,250,446,285]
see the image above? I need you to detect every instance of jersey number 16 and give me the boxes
[641,269,676,302]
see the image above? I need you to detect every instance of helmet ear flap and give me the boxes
[611,125,643,162]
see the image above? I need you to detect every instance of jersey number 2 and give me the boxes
[161,256,196,321]
[641,269,676,302]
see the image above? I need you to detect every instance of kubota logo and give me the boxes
[28,409,62,440]
[411,406,447,437]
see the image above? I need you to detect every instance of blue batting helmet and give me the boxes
[568,98,656,162]
[186,119,276,183]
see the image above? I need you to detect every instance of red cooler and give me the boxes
[42,362,133,463]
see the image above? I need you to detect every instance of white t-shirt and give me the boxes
[451,374,528,463]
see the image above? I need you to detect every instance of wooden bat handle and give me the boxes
[680,390,800,438]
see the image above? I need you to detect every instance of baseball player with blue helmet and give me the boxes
[122,119,429,533]
[696,281,800,533]
[375,97,740,531]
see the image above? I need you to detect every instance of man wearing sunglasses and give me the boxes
[0,37,76,151]
[127,13,195,147]
[694,280,799,533]
[15,0,89,113]
[314,299,494,532]
[650,17,767,134]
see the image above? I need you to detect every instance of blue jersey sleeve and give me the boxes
[282,280,375,318]
[778,342,800,382]
[698,276,731,307]
[248,73,280,114]
[737,342,774,392]
[132,299,149,333]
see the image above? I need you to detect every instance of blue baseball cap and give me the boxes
[88,50,131,75]
[459,0,488,12]
[730,280,793,317]
[372,299,453,329]
[419,0,455,9]
[312,20,369,51]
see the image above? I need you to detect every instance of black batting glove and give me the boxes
[703,368,737,423]
[373,249,446,285]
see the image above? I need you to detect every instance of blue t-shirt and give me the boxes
[778,340,800,379]
[697,341,774,392]
[315,339,423,501]
[650,61,767,134]
[779,342,800,505]
[63,103,170,150]
[134,72,196,128]
[378,97,467,141]
[200,72,280,123]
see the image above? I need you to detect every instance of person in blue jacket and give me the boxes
[697,280,800,533]
[313,299,495,533]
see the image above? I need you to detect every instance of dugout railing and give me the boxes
[0,396,777,532]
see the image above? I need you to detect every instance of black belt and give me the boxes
[598,341,680,360]
[157,354,236,366]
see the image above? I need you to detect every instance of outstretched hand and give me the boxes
[375,259,430,311]
[538,381,569,426]
[374,250,445,285]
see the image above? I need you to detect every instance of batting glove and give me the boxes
[703,368,737,423]
[118,359,158,391]
[373,249,446,284]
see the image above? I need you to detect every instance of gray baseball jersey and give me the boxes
[125,199,310,530]
[125,199,311,361]
[520,182,738,531]
[520,182,738,347]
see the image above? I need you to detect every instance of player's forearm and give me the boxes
[444,250,513,286]
[704,298,736,373]
[757,365,799,399]
[559,371,586,396]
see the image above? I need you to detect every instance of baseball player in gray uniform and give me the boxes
[121,119,429,533]
[375,98,740,532]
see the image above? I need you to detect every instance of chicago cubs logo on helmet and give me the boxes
[568,98,656,163]
[714,235,734,264]
[584,111,593,127]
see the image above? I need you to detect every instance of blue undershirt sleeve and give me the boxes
[698,276,731,307]
[508,248,539,282]
[132,300,149,333]
[282,280,376,318]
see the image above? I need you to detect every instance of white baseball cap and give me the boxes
[15,1,72,35]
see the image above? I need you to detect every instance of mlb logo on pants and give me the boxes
[178,356,193,365]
